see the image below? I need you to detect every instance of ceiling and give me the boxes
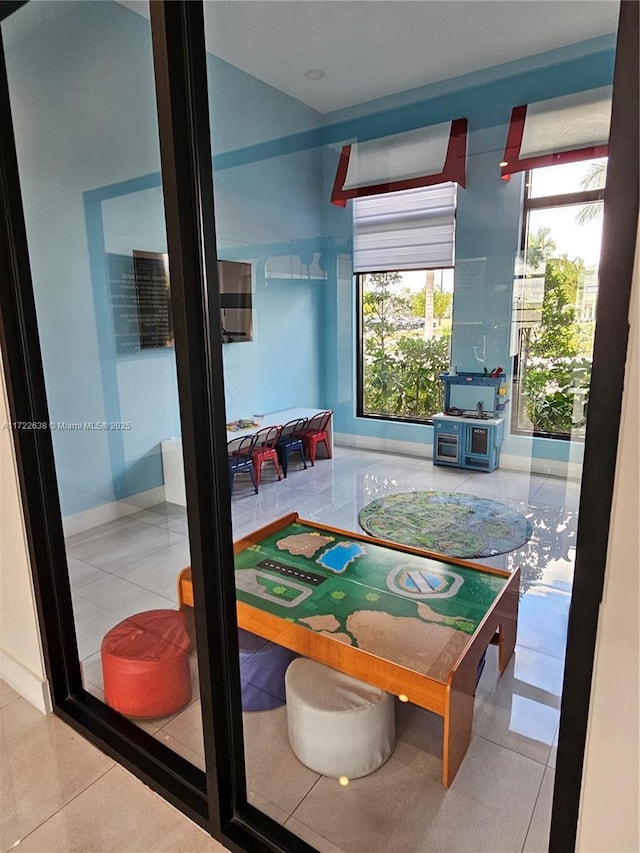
[118,0,619,113]
[200,1,619,113]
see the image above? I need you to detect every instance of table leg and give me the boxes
[442,568,520,786]
[443,649,478,787]
[497,568,519,673]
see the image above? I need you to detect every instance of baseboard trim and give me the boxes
[62,486,166,536]
[334,433,583,480]
[499,452,583,480]
[0,649,52,714]
[335,432,431,459]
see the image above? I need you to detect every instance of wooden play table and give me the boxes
[177,513,519,786]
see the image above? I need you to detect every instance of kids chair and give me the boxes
[228,433,259,494]
[250,424,283,487]
[302,410,333,465]
[276,418,308,477]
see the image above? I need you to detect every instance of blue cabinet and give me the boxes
[433,415,504,472]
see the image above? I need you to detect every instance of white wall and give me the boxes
[576,226,640,852]
[0,350,51,713]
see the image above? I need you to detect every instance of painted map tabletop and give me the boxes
[234,520,508,684]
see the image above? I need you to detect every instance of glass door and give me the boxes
[0,1,248,843]
[0,2,636,852]
[198,2,635,852]
[1,0,209,759]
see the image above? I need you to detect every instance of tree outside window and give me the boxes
[359,269,452,421]
[513,159,606,437]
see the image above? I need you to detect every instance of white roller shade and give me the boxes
[353,183,456,272]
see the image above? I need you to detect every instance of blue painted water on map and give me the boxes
[317,542,365,573]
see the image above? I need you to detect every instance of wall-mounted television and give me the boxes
[218,260,253,343]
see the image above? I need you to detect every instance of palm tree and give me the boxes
[526,225,557,271]
[576,161,607,225]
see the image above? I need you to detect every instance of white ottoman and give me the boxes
[285,658,395,779]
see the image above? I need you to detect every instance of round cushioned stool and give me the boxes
[285,658,395,779]
[238,629,297,711]
[101,609,191,718]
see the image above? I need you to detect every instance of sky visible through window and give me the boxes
[528,158,606,267]
[385,268,454,294]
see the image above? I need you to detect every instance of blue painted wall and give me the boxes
[4,2,166,514]
[4,1,325,514]
[4,0,616,515]
[208,52,325,420]
[313,39,615,462]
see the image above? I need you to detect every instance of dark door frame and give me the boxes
[550,2,639,850]
[0,2,637,852]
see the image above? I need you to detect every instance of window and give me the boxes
[355,184,456,422]
[511,158,606,437]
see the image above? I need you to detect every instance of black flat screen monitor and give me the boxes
[218,260,253,343]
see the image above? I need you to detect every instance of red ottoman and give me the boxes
[101,609,192,718]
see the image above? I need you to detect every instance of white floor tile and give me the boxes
[157,699,205,770]
[242,705,321,816]
[13,764,225,852]
[54,446,581,852]
[523,766,555,852]
[0,698,115,851]
[67,556,109,590]
[67,522,185,573]
[111,538,191,599]
[0,679,20,709]
[74,574,176,621]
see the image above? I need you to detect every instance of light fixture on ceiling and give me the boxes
[304,68,326,80]
[499,161,509,167]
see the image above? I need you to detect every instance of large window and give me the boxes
[356,184,455,421]
[358,269,453,420]
[512,158,606,437]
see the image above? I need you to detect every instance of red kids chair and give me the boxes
[250,424,283,487]
[302,410,333,465]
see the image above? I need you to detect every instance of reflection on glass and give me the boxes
[508,694,560,744]
[0,0,623,842]
[3,0,203,768]
[202,0,617,844]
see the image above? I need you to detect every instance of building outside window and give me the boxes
[512,158,607,437]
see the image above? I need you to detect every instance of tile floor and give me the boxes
[4,446,577,852]
[0,679,227,853]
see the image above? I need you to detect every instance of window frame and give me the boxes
[356,267,454,425]
[510,166,606,440]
